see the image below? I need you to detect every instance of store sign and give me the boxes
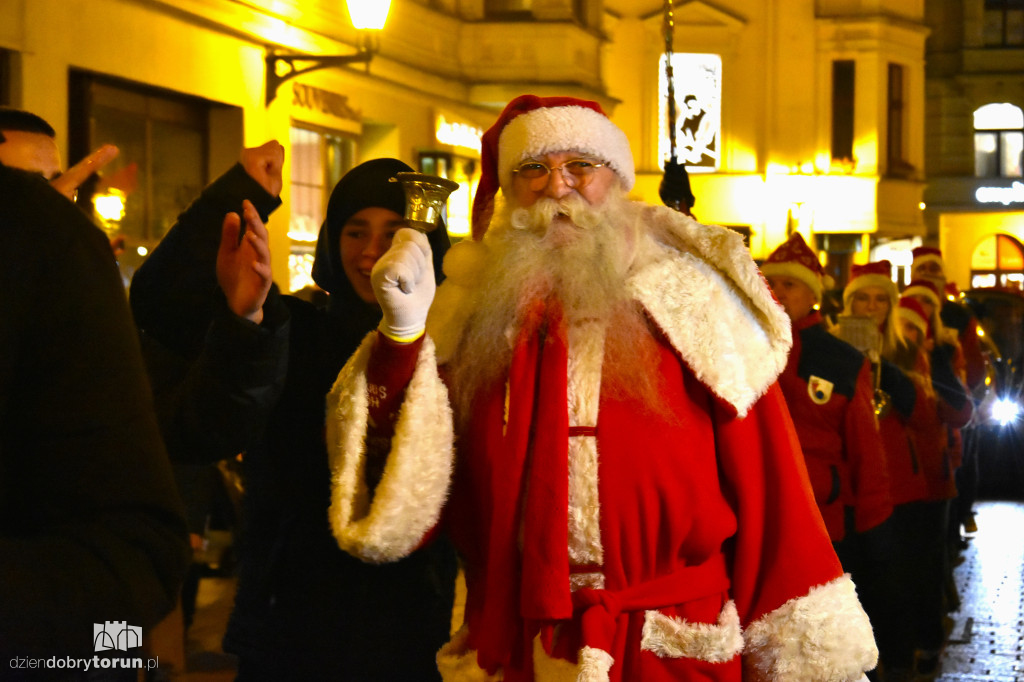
[292,83,360,122]
[435,115,482,151]
[976,182,1024,206]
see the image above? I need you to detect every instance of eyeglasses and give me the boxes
[511,158,606,190]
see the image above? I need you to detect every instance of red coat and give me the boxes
[904,352,972,502]
[777,313,892,540]
[326,211,878,682]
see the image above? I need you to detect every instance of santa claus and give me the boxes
[325,94,877,681]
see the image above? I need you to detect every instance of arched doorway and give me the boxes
[971,233,1024,290]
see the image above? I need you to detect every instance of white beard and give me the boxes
[446,187,665,418]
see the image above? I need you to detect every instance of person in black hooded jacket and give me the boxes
[129,152,457,681]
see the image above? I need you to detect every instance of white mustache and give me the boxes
[509,195,602,233]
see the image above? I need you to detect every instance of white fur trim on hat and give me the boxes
[911,252,945,275]
[842,274,898,309]
[898,306,928,335]
[902,283,941,307]
[760,261,824,302]
[497,105,635,192]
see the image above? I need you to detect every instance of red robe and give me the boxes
[326,209,878,682]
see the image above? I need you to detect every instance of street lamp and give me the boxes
[265,0,393,106]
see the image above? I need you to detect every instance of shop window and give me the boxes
[68,71,240,284]
[288,125,356,293]
[984,0,1024,47]
[831,60,855,164]
[419,152,477,241]
[974,103,1024,178]
[971,233,1024,289]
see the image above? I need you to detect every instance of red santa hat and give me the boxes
[911,246,945,276]
[902,278,942,308]
[471,94,635,240]
[843,260,898,309]
[760,233,830,301]
[897,296,931,339]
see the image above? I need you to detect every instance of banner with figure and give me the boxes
[660,53,722,171]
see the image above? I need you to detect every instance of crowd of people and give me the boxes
[0,94,988,682]
[762,234,984,682]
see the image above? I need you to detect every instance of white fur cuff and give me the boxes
[641,600,743,663]
[326,333,454,563]
[742,574,878,682]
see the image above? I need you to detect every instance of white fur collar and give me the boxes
[428,208,791,417]
[627,206,792,416]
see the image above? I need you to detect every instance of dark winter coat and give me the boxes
[130,160,457,680]
[0,163,189,661]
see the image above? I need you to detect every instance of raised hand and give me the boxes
[239,140,285,197]
[50,144,119,200]
[371,228,435,343]
[217,200,273,324]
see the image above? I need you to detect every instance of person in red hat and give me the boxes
[325,94,878,682]
[895,290,973,678]
[761,238,893,679]
[838,265,940,682]
[762,235,892,548]
[910,246,987,542]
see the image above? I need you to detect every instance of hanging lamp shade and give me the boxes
[348,0,393,30]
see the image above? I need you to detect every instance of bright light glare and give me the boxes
[991,398,1021,426]
[348,0,392,30]
[93,190,126,222]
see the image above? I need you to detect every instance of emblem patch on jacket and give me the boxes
[807,375,834,404]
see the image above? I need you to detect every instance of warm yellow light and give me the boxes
[978,327,986,337]
[919,202,927,210]
[800,162,815,175]
[136,246,148,257]
[347,0,392,30]
[93,189,126,222]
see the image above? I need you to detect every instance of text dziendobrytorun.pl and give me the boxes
[8,655,159,672]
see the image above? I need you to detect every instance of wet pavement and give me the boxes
[936,499,1024,682]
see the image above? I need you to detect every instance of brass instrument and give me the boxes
[835,314,892,418]
[390,172,460,233]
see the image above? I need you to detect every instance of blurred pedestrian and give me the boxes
[0,161,189,676]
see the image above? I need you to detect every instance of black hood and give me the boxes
[311,158,450,317]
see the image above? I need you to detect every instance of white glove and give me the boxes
[371,228,435,342]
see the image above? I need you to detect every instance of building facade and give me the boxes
[2,0,930,292]
[924,0,1024,293]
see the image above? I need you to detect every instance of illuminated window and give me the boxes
[289,125,355,293]
[419,152,477,240]
[659,53,722,172]
[974,103,1024,178]
[971,233,1024,289]
[68,71,231,284]
[984,0,1024,46]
